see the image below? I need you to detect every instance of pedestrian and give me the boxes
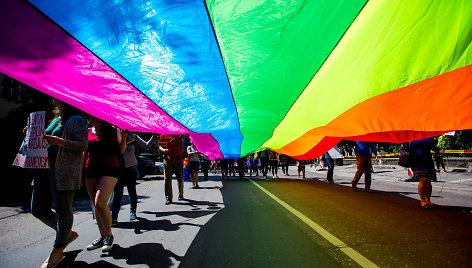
[111,131,158,225]
[279,154,289,176]
[248,154,255,177]
[200,155,211,181]
[210,160,218,174]
[409,138,440,208]
[433,135,447,173]
[253,153,260,176]
[351,141,378,192]
[237,156,246,179]
[30,102,61,230]
[85,117,122,252]
[297,160,306,178]
[219,159,228,180]
[324,144,343,184]
[323,153,334,184]
[259,149,269,179]
[269,150,279,179]
[39,99,88,268]
[228,158,236,177]
[187,141,200,189]
[159,134,189,204]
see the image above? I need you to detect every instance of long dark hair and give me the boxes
[96,120,119,154]
[61,102,84,125]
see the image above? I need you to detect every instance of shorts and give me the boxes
[189,161,200,172]
[298,166,305,171]
[412,167,435,181]
[86,167,120,179]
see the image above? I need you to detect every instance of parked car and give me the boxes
[137,153,164,179]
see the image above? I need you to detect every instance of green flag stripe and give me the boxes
[206,0,368,155]
[264,0,472,149]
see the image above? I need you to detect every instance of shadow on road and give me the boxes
[62,243,180,268]
[112,216,203,234]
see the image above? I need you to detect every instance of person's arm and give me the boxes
[45,117,88,152]
[159,136,168,154]
[137,133,157,150]
[431,140,441,154]
[370,142,378,157]
[159,146,168,154]
[119,129,129,154]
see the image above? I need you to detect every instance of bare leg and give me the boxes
[418,177,433,207]
[86,177,117,237]
[193,171,199,186]
[95,176,117,236]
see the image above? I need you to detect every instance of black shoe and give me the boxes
[111,220,118,226]
[351,182,358,191]
[87,236,105,250]
[178,196,184,201]
[165,200,172,205]
[101,235,114,252]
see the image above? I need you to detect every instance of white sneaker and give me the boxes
[101,235,114,252]
[87,236,105,250]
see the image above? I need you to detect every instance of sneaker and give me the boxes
[87,236,105,250]
[101,235,114,252]
[178,196,184,201]
[129,212,137,221]
[111,220,118,226]
[165,200,172,205]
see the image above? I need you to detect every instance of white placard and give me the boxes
[13,111,49,169]
[327,145,344,159]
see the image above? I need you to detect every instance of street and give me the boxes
[1,164,471,267]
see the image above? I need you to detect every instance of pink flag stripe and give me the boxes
[0,0,223,159]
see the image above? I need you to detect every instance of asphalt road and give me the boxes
[1,164,471,267]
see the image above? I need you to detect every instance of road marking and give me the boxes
[449,178,472,183]
[249,179,379,268]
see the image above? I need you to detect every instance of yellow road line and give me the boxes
[249,179,379,268]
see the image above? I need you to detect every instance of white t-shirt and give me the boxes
[187,145,199,162]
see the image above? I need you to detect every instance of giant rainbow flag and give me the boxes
[1,0,471,159]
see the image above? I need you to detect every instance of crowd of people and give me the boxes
[26,99,447,267]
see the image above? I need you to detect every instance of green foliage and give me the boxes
[437,131,472,150]
[377,142,402,154]
[377,131,472,157]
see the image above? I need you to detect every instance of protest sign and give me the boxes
[12,111,49,169]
